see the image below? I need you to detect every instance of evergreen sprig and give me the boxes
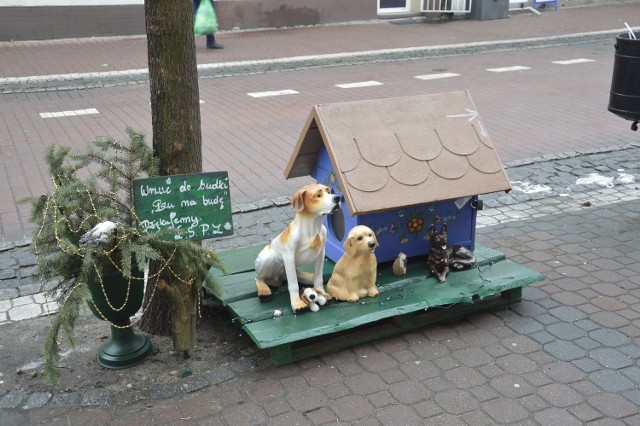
[28,128,226,386]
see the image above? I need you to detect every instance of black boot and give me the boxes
[207,37,224,49]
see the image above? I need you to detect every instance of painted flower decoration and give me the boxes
[388,223,396,235]
[407,217,424,234]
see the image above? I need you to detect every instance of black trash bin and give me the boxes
[608,32,640,131]
[468,0,508,21]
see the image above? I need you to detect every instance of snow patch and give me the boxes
[617,173,636,184]
[575,172,636,188]
[510,181,552,194]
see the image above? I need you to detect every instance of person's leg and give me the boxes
[207,0,223,49]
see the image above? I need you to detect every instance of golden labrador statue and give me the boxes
[327,225,379,302]
[255,184,340,312]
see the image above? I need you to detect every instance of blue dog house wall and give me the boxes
[284,91,512,263]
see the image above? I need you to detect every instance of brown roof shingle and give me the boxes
[285,91,511,215]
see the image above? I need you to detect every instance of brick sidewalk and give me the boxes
[0,4,639,80]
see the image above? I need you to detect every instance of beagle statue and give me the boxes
[255,184,340,312]
[327,225,379,302]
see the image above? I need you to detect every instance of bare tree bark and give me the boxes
[140,0,202,350]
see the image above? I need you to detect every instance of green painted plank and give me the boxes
[209,256,338,305]
[209,243,506,304]
[210,245,265,278]
[268,287,523,365]
[230,260,543,349]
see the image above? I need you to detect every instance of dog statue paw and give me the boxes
[292,297,309,313]
[301,287,327,312]
[327,225,379,302]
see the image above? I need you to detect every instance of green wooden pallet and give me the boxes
[208,244,544,365]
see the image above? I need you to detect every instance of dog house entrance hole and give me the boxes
[329,208,346,241]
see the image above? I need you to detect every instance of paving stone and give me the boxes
[21,392,52,410]
[468,384,500,403]
[588,392,639,419]
[387,380,430,405]
[0,299,10,312]
[548,306,587,322]
[619,343,640,358]
[81,391,114,406]
[574,336,601,350]
[572,357,602,373]
[591,311,631,328]
[11,248,37,267]
[286,386,327,413]
[543,362,585,384]
[0,278,19,291]
[147,384,177,400]
[588,328,630,347]
[18,283,41,297]
[443,366,486,389]
[522,370,554,388]
[589,347,634,369]
[538,383,585,407]
[379,368,406,385]
[534,313,561,325]
[375,404,422,426]
[433,389,478,415]
[481,397,529,424]
[489,375,535,398]
[10,295,33,307]
[568,402,604,423]
[344,372,386,396]
[399,360,441,381]
[534,407,582,426]
[495,354,537,374]
[0,390,28,408]
[7,303,41,321]
[451,347,494,368]
[221,401,266,425]
[544,341,586,361]
[520,394,550,412]
[429,413,473,425]
[413,399,444,419]
[588,369,635,393]
[529,330,556,345]
[330,395,372,422]
[0,268,17,280]
[0,288,19,300]
[49,392,79,407]
[547,322,588,340]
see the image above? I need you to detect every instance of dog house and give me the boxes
[284,91,512,263]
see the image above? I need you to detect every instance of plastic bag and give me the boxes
[194,0,218,35]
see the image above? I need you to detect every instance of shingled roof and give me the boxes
[284,91,512,215]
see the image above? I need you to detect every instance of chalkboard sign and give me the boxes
[132,172,233,241]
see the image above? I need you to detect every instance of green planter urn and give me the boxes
[87,266,152,369]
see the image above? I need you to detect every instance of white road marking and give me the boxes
[39,108,99,118]
[415,72,460,80]
[247,89,299,98]
[552,58,595,65]
[335,80,383,89]
[486,66,531,73]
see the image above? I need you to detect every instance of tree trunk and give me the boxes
[139,0,202,348]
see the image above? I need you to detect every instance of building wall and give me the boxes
[0,0,631,42]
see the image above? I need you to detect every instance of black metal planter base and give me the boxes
[97,325,153,369]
